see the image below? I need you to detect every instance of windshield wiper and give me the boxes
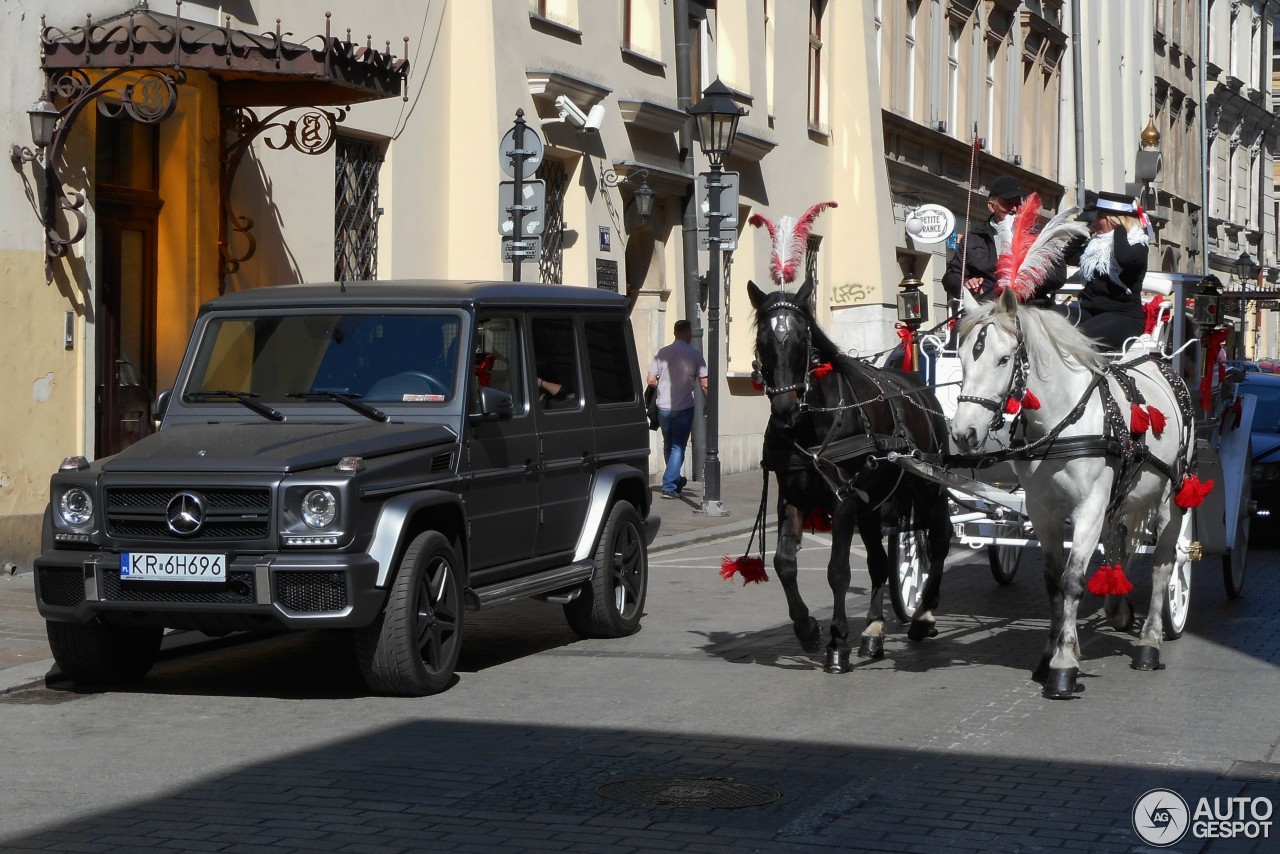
[287,391,389,423]
[185,390,284,422]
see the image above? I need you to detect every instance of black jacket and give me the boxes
[1065,227,1148,318]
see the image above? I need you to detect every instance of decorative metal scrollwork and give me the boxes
[220,106,346,285]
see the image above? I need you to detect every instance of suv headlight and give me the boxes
[301,488,338,529]
[58,487,94,526]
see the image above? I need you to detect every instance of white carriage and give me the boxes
[883,271,1252,637]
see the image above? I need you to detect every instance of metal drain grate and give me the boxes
[597,777,781,809]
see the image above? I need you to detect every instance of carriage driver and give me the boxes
[942,174,1026,302]
[1063,191,1151,351]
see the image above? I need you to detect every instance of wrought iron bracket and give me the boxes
[600,166,653,223]
[12,67,182,281]
[219,105,346,289]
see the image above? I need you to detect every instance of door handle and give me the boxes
[524,459,540,474]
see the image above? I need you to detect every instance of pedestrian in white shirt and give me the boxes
[646,319,708,498]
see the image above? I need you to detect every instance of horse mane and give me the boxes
[957,299,1106,379]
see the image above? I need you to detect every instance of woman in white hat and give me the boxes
[1068,191,1151,350]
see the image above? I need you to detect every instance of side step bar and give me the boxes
[465,560,595,610]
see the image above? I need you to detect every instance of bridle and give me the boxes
[753,296,816,398]
[956,317,1033,434]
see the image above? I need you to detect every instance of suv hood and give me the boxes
[101,422,458,474]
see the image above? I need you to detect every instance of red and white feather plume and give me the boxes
[994,192,1089,302]
[748,201,838,289]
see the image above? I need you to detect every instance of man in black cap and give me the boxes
[942,174,1026,302]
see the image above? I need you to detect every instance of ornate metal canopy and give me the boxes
[41,6,409,106]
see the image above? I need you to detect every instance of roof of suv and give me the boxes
[201,280,630,314]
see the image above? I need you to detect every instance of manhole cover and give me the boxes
[597,777,781,809]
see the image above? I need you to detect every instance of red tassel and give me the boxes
[721,555,768,585]
[806,507,832,532]
[1005,396,1021,415]
[1130,402,1150,434]
[1022,389,1041,410]
[811,362,834,379]
[896,325,915,372]
[750,380,764,392]
[1087,563,1135,596]
[1148,406,1166,438]
[1175,475,1214,509]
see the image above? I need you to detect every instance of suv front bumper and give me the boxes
[34,549,387,631]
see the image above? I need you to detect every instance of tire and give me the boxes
[987,542,1022,586]
[1223,472,1250,600]
[888,504,931,624]
[46,619,162,686]
[355,531,464,696]
[564,501,648,638]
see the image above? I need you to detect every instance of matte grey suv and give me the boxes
[34,281,656,696]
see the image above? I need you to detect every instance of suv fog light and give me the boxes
[301,488,337,528]
[58,487,93,526]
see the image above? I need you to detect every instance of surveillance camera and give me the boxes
[583,104,606,133]
[554,95,589,128]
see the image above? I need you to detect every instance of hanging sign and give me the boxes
[905,204,955,244]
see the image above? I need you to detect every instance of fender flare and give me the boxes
[368,490,466,587]
[572,464,649,563]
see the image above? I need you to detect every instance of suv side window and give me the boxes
[473,316,525,409]
[584,318,636,404]
[531,317,580,411]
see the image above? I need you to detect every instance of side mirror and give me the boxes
[470,386,513,422]
[154,389,172,430]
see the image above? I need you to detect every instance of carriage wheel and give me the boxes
[1163,509,1195,640]
[986,537,1022,587]
[888,505,932,623]
[1222,470,1250,600]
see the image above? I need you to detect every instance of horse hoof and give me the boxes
[1131,646,1166,671]
[825,647,852,674]
[1042,667,1082,700]
[1107,598,1136,632]
[795,618,822,654]
[907,620,938,642]
[1031,656,1051,684]
[857,635,884,660]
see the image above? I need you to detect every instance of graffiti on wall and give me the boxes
[829,282,874,306]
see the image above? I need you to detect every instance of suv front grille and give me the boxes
[105,487,271,542]
[277,571,349,612]
[101,569,257,605]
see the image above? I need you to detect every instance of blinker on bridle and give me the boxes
[956,318,1030,431]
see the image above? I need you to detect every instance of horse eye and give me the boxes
[998,355,1011,366]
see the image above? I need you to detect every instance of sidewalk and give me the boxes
[0,468,770,693]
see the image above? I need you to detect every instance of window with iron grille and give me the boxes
[538,160,568,284]
[335,136,383,281]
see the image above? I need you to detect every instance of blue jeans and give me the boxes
[658,406,695,494]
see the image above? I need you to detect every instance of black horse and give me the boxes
[747,277,953,673]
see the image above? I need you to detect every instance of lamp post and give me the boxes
[688,78,744,517]
[601,167,655,222]
[895,274,928,374]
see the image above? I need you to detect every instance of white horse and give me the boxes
[949,288,1196,699]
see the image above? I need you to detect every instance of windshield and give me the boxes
[184,312,463,406]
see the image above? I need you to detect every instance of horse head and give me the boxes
[748,275,815,426]
[950,287,1026,453]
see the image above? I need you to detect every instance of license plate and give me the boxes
[120,552,227,583]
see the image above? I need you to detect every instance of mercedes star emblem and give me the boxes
[166,492,206,537]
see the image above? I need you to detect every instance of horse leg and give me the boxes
[855,502,888,661]
[908,487,951,642]
[1030,514,1067,684]
[1104,523,1139,632]
[823,500,858,673]
[1133,503,1178,672]
[775,499,822,653]
[1042,498,1107,699]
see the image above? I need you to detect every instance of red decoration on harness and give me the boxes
[811,362,834,379]
[1005,396,1022,415]
[1174,474,1214,509]
[1130,402,1150,434]
[1022,389,1041,410]
[896,325,915,372]
[720,555,769,585]
[1087,563,1135,596]
[806,507,832,532]
[1005,389,1041,414]
[751,380,764,392]
[1142,296,1167,335]
[1148,406,1166,438]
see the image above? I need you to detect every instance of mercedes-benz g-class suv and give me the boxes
[34,281,656,696]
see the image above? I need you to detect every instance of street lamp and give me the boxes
[10,96,58,166]
[1234,251,1258,284]
[688,78,745,517]
[601,167,655,223]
